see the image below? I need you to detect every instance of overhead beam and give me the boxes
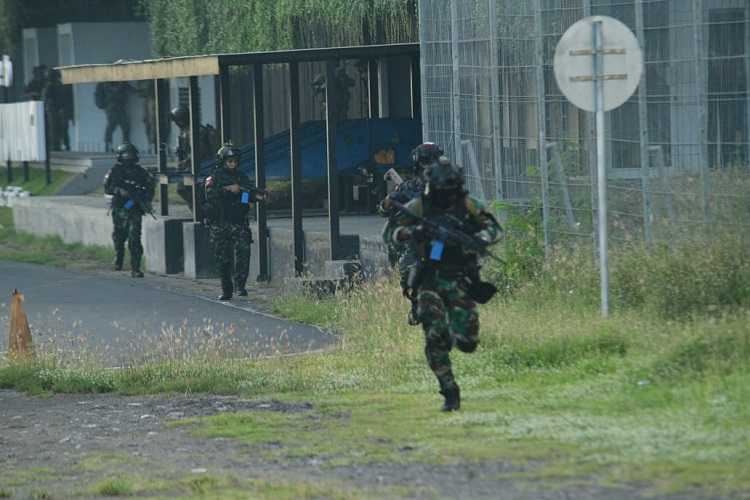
[57,44,418,86]
[59,55,220,84]
[220,43,418,67]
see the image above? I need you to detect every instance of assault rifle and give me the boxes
[388,199,503,265]
[391,198,502,304]
[122,180,156,220]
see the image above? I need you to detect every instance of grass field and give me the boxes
[0,198,748,496]
[0,165,72,196]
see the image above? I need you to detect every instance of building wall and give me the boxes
[21,28,59,86]
[59,22,152,153]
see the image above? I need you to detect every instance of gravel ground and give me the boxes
[0,390,723,499]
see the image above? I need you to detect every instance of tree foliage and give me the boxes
[139,0,418,56]
[0,0,141,53]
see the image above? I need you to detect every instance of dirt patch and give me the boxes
[0,390,717,499]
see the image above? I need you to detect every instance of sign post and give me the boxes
[553,16,643,317]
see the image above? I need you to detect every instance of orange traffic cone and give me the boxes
[8,289,33,359]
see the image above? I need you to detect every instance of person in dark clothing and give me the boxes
[103,143,155,277]
[204,143,269,300]
[387,157,502,411]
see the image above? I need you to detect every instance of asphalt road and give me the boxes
[0,261,333,365]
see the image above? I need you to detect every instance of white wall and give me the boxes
[59,22,152,153]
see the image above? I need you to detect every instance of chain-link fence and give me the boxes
[419,0,750,248]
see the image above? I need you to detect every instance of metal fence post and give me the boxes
[692,0,710,226]
[635,0,653,244]
[450,0,463,165]
[583,0,597,255]
[289,61,305,277]
[253,63,270,282]
[746,1,750,168]
[533,0,550,256]
[489,0,504,202]
[325,59,341,261]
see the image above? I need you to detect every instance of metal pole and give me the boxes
[188,76,201,224]
[289,61,305,276]
[409,54,421,121]
[449,0,463,164]
[488,0,504,201]
[154,79,169,216]
[23,161,29,182]
[218,67,232,143]
[367,59,379,118]
[583,0,597,256]
[745,1,750,169]
[533,0,550,256]
[325,60,341,261]
[418,0,429,140]
[253,63,269,282]
[635,0,652,244]
[692,0,710,225]
[43,108,51,185]
[594,20,609,318]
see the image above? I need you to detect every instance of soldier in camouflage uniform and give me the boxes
[204,143,269,301]
[379,143,444,325]
[103,143,155,278]
[388,157,502,411]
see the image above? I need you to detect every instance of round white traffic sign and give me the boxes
[553,16,642,112]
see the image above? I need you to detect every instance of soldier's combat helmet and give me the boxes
[423,156,465,208]
[216,143,241,168]
[411,142,444,175]
[170,106,189,129]
[115,143,139,164]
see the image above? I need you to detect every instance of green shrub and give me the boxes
[652,320,750,380]
[487,212,750,319]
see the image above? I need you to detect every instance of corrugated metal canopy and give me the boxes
[58,55,220,84]
[57,43,419,84]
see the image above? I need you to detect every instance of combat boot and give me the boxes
[440,383,461,412]
[218,276,233,301]
[235,280,248,297]
[131,256,144,278]
[113,251,124,271]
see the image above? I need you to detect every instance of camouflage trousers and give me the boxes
[111,207,143,268]
[209,223,252,289]
[391,242,419,291]
[417,273,479,392]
